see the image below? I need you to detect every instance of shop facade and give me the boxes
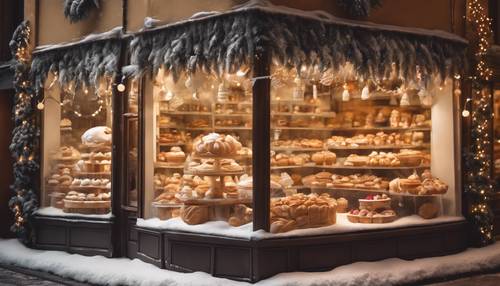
[9,0,498,283]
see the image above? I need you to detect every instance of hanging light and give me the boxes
[361,85,370,100]
[400,91,410,106]
[292,76,304,101]
[37,101,45,110]
[217,82,229,102]
[342,83,350,102]
[462,98,472,118]
[312,84,318,100]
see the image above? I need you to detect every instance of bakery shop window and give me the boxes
[143,67,253,227]
[269,64,459,233]
[40,73,113,217]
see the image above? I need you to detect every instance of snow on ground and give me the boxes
[1,238,500,286]
[137,214,465,240]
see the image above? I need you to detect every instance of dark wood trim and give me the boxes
[251,49,271,232]
[33,215,114,257]
[135,220,468,282]
[111,40,128,257]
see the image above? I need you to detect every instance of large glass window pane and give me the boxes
[143,68,253,229]
[40,74,113,217]
[269,64,457,233]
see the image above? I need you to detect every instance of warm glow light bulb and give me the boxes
[462,110,470,117]
[117,83,126,92]
[37,102,45,110]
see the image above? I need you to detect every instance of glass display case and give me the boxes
[40,74,113,216]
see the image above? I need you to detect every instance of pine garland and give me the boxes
[8,20,39,244]
[31,38,121,93]
[63,0,100,23]
[130,9,466,84]
[464,0,495,246]
[336,0,382,17]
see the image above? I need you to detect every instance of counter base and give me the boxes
[135,220,468,282]
[33,214,114,257]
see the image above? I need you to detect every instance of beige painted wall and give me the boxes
[27,0,467,47]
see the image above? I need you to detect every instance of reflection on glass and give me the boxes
[42,75,113,216]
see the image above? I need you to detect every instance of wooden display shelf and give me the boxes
[157,142,186,147]
[214,113,251,117]
[271,147,325,152]
[69,185,111,192]
[159,111,212,116]
[388,191,443,197]
[327,144,430,150]
[270,163,430,170]
[154,162,185,169]
[272,112,337,117]
[180,197,252,206]
[214,126,252,130]
[183,169,244,176]
[331,126,431,132]
[151,202,184,208]
[308,185,388,193]
[73,171,111,178]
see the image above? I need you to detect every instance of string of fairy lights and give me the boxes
[9,20,39,242]
[463,0,495,245]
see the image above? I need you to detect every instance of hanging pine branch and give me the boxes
[8,20,39,244]
[336,0,383,17]
[130,9,466,84]
[63,0,100,23]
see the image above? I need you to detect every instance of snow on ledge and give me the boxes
[1,238,500,285]
[137,214,465,240]
[35,207,113,220]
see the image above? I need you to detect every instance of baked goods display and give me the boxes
[270,193,338,233]
[193,133,242,157]
[44,124,114,215]
[272,139,324,149]
[347,194,397,224]
[157,146,186,164]
[302,172,389,191]
[326,132,424,149]
[63,191,111,214]
[271,152,312,166]
[389,170,448,195]
[311,151,337,165]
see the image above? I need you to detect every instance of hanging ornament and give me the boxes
[217,82,229,102]
[361,85,370,100]
[400,91,410,106]
[117,83,126,92]
[37,101,45,110]
[342,83,350,102]
[292,76,304,101]
[320,69,334,86]
[312,84,318,100]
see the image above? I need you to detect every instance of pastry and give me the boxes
[336,197,348,213]
[311,151,337,165]
[194,133,242,156]
[344,154,369,166]
[165,146,186,164]
[181,205,209,225]
[81,126,112,146]
[418,202,439,219]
